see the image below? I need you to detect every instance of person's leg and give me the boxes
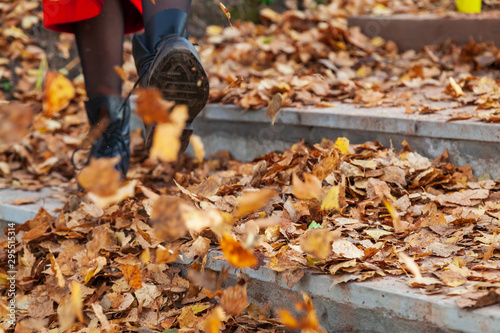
[133,0,209,153]
[72,0,131,175]
[74,0,125,97]
[141,0,191,27]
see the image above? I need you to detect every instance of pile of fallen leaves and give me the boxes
[2,1,500,331]
[199,2,500,119]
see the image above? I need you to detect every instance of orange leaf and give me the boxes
[216,0,233,28]
[134,88,174,124]
[71,281,84,322]
[120,264,143,290]
[49,252,65,288]
[292,173,322,200]
[43,71,75,116]
[220,234,257,268]
[224,76,244,91]
[233,189,278,218]
[277,292,325,332]
[204,306,225,333]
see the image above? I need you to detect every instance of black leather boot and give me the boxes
[132,8,209,154]
[85,95,131,176]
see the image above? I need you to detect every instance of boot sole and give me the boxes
[145,38,209,153]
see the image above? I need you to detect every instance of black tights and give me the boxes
[74,0,192,99]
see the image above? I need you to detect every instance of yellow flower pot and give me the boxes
[456,0,482,13]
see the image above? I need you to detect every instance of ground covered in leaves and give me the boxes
[1,0,500,332]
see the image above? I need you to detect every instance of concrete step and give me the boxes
[347,12,500,51]
[175,250,500,333]
[193,103,500,179]
[2,188,498,332]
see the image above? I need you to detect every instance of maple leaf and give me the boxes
[220,234,257,268]
[292,173,322,200]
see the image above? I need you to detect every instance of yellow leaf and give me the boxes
[321,186,340,211]
[292,173,322,200]
[71,281,84,322]
[43,71,75,116]
[384,200,404,233]
[120,264,142,290]
[140,248,150,264]
[150,105,188,162]
[220,234,257,268]
[49,252,65,288]
[204,306,225,333]
[334,137,350,154]
[449,77,464,97]
[234,189,278,218]
[207,25,223,36]
[190,134,205,162]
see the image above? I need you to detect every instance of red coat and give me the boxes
[43,0,143,34]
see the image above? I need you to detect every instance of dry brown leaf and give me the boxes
[221,282,248,316]
[266,93,283,125]
[134,88,174,124]
[77,157,121,196]
[300,229,337,260]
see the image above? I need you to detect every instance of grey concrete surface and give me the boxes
[175,251,498,333]
[193,103,500,179]
[0,187,64,226]
[348,13,500,51]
